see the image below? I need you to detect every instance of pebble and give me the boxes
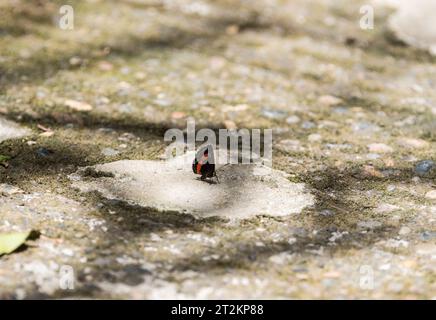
[0,183,23,195]
[277,139,304,152]
[333,107,348,114]
[352,121,380,133]
[402,155,419,162]
[379,263,391,271]
[394,116,416,127]
[171,111,186,120]
[36,147,52,157]
[367,143,393,153]
[95,96,110,105]
[226,24,239,35]
[39,131,54,138]
[414,160,434,176]
[64,99,93,112]
[375,203,400,213]
[150,233,162,241]
[69,56,82,66]
[397,138,429,149]
[325,143,353,150]
[98,61,114,71]
[424,190,436,200]
[137,90,149,99]
[287,237,297,245]
[383,239,409,249]
[119,103,133,113]
[308,133,322,142]
[101,148,120,157]
[301,121,316,129]
[319,209,335,217]
[363,165,383,178]
[415,243,434,256]
[318,95,343,107]
[261,108,287,119]
[357,220,382,229]
[223,120,237,130]
[412,176,421,183]
[154,98,172,107]
[135,72,146,80]
[399,226,411,235]
[323,271,341,279]
[269,252,294,265]
[286,115,300,124]
[386,185,396,192]
[366,153,380,160]
[222,104,249,113]
[62,248,74,257]
[420,231,436,241]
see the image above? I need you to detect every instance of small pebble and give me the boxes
[261,108,287,119]
[320,209,335,217]
[101,148,120,157]
[366,153,381,160]
[399,226,411,235]
[286,115,300,124]
[64,99,93,112]
[171,111,186,120]
[414,160,434,176]
[308,133,322,142]
[424,190,436,200]
[397,137,429,149]
[301,121,316,129]
[375,203,400,213]
[386,185,396,192]
[98,61,114,71]
[36,147,52,157]
[318,95,343,107]
[223,120,237,130]
[69,56,82,66]
[367,143,393,153]
[420,231,436,241]
[352,122,380,133]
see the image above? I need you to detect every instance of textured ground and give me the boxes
[0,0,435,299]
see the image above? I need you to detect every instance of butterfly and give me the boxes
[192,145,219,183]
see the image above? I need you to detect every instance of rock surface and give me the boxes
[0,118,30,143]
[71,152,314,219]
[388,0,436,55]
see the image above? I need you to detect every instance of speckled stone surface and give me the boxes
[0,0,435,299]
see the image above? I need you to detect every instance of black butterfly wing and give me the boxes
[192,145,216,178]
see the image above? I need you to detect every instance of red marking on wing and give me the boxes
[196,155,208,174]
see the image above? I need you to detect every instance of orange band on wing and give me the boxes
[196,155,208,174]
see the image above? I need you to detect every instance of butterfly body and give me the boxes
[192,145,218,182]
